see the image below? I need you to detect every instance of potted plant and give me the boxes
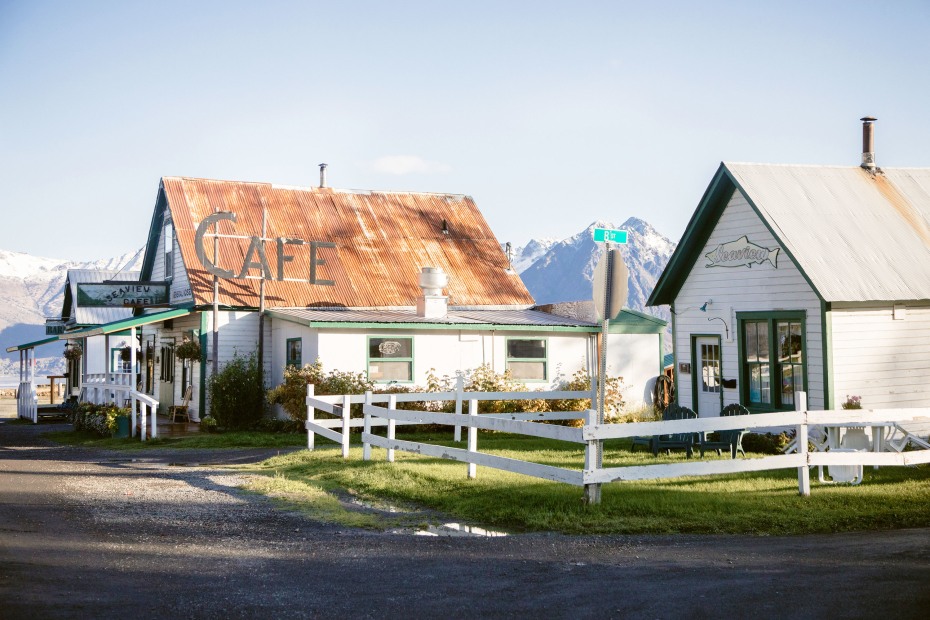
[176,338,202,362]
[63,343,83,361]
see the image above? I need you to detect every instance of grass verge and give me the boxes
[248,431,930,536]
[42,427,930,535]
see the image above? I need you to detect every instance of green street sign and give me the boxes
[592,228,628,244]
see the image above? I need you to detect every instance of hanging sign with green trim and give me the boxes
[76,282,170,308]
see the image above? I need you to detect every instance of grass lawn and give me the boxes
[44,427,930,535]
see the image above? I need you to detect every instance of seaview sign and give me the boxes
[705,235,779,269]
[194,212,335,285]
[76,282,170,307]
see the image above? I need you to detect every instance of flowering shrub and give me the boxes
[70,402,129,437]
[842,395,863,410]
[267,360,374,422]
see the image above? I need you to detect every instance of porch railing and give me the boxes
[80,373,160,440]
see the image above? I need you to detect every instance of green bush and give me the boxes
[267,360,373,423]
[70,402,129,437]
[208,352,265,430]
[741,431,793,454]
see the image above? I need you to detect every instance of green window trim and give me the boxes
[285,337,302,368]
[367,336,414,383]
[736,311,807,413]
[505,337,548,382]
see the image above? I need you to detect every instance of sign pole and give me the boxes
[257,207,267,388]
[585,242,612,505]
[212,217,220,380]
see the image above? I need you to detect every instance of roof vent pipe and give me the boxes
[860,117,877,169]
[319,163,328,188]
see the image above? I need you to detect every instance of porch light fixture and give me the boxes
[700,299,712,312]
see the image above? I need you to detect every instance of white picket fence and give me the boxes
[305,385,930,497]
[16,380,38,423]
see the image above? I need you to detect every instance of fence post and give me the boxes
[583,409,601,504]
[363,391,372,461]
[454,375,464,442]
[387,394,397,463]
[796,391,810,496]
[140,402,147,441]
[131,395,137,437]
[342,394,351,459]
[467,399,478,479]
[306,384,315,451]
[150,402,158,439]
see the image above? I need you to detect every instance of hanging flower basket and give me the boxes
[63,344,83,361]
[176,338,202,361]
[120,346,133,362]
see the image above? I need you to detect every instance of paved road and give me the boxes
[1,420,929,619]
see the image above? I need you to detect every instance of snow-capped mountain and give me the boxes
[518,217,676,323]
[0,248,145,368]
[506,238,558,273]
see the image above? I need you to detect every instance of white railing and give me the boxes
[80,375,159,441]
[130,391,160,441]
[17,381,37,424]
[305,385,930,499]
[82,372,134,406]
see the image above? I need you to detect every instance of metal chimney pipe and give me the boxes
[860,117,877,169]
[318,163,328,188]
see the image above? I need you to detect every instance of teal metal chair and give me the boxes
[653,403,698,458]
[699,403,749,458]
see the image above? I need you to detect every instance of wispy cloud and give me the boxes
[372,155,452,175]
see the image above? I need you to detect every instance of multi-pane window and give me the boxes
[285,338,302,368]
[164,222,174,280]
[740,314,804,410]
[506,338,547,381]
[701,342,721,393]
[368,336,413,382]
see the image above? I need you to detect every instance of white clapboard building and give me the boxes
[32,170,665,422]
[648,118,930,416]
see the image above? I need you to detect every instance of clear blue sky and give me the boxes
[2,1,929,261]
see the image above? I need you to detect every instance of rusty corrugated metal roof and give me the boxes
[161,177,534,309]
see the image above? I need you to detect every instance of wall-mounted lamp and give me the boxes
[700,299,713,312]
[707,316,729,339]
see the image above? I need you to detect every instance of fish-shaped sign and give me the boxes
[705,236,779,269]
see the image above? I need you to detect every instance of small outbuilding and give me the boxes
[648,118,930,416]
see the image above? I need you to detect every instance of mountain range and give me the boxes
[0,249,144,374]
[512,217,675,324]
[0,219,676,376]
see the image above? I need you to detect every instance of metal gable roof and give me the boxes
[726,163,930,302]
[63,269,141,327]
[266,307,596,330]
[149,177,534,310]
[59,308,193,339]
[648,162,930,305]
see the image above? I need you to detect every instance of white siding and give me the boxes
[607,333,663,408]
[831,303,930,409]
[151,314,203,419]
[674,190,824,414]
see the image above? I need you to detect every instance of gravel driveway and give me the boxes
[2,419,929,619]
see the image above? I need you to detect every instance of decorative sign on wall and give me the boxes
[77,282,170,307]
[705,235,779,269]
[378,341,403,356]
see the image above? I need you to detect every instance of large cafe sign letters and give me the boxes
[195,212,336,285]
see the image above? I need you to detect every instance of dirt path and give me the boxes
[2,419,929,619]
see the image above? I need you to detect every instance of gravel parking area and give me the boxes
[2,419,930,619]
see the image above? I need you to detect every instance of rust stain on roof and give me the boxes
[162,177,533,309]
[865,169,930,248]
